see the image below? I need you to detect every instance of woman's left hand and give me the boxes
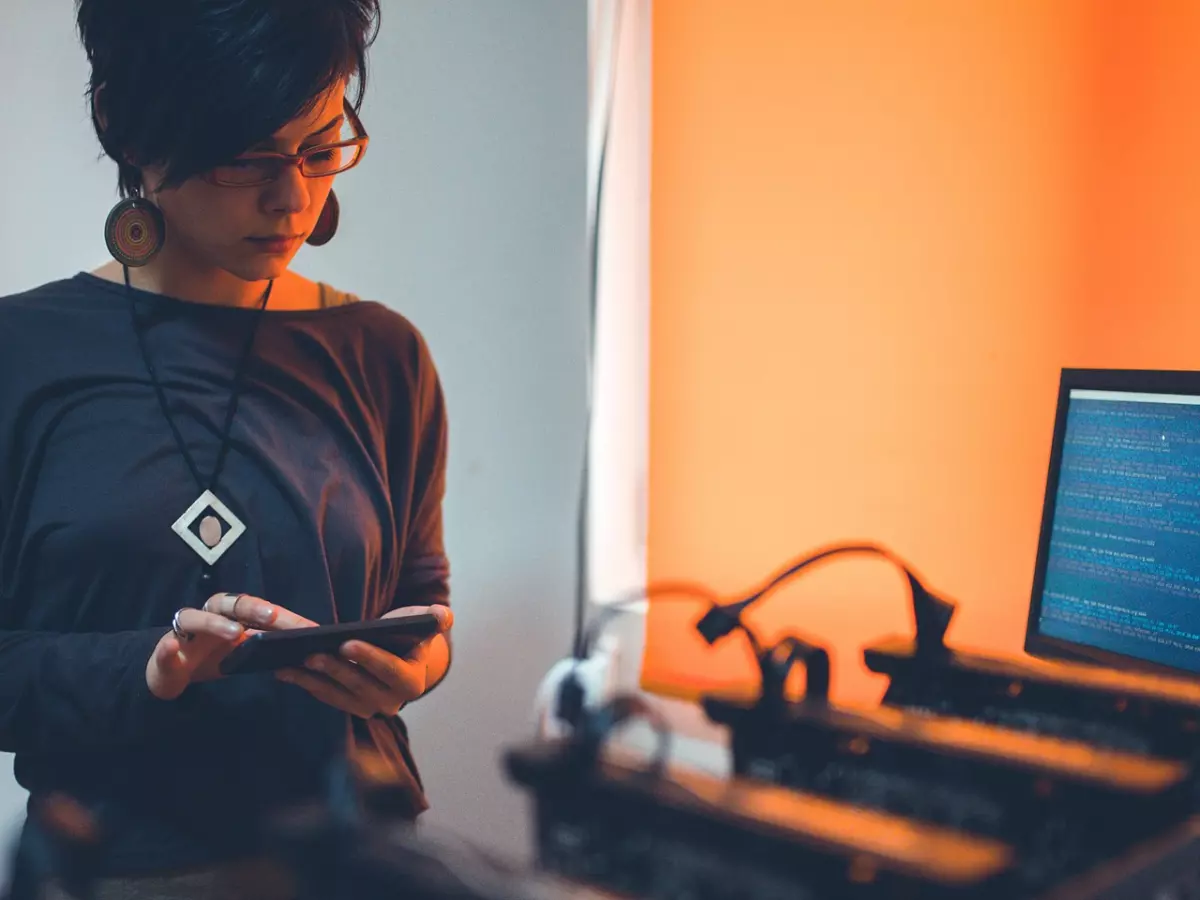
[275,605,454,718]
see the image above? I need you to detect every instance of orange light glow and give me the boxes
[643,0,1200,705]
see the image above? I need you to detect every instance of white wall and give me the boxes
[0,0,588,870]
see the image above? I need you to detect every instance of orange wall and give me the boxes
[1075,1,1200,367]
[643,0,1200,706]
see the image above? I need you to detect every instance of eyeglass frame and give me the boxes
[202,98,369,188]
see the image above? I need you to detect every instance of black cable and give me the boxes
[579,580,721,659]
[577,543,946,661]
[574,543,953,673]
[693,541,956,657]
[565,542,952,735]
[573,0,626,660]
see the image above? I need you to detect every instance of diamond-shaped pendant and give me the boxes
[171,489,246,565]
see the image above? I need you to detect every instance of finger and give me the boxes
[276,668,376,718]
[340,640,428,693]
[203,593,275,626]
[175,607,245,643]
[153,631,189,673]
[203,593,316,630]
[304,653,399,703]
[165,609,243,668]
[150,613,244,698]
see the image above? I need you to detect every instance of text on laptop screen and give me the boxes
[1037,388,1200,673]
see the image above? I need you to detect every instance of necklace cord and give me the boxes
[123,265,273,494]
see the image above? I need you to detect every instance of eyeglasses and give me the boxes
[204,99,369,187]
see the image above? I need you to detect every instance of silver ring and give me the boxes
[171,608,193,642]
[229,593,246,620]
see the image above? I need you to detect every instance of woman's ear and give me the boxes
[91,82,108,133]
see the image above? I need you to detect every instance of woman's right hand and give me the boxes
[145,606,247,700]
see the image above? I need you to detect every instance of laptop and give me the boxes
[1025,368,1200,677]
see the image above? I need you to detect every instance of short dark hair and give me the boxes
[76,0,380,197]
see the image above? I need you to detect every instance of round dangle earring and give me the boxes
[306,190,340,247]
[104,192,166,267]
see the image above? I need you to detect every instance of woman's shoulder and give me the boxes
[303,284,443,423]
[0,273,97,311]
[311,279,437,373]
[0,274,122,400]
[0,274,114,342]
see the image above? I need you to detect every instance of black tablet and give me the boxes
[219,613,441,676]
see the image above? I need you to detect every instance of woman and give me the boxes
[0,1,452,896]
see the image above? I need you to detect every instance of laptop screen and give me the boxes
[1027,373,1200,675]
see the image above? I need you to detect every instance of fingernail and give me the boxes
[276,671,292,683]
[254,605,275,625]
[221,622,243,639]
[306,656,324,671]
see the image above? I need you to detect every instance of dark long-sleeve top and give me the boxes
[0,272,449,875]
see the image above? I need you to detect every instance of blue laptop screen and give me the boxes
[1036,388,1200,673]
